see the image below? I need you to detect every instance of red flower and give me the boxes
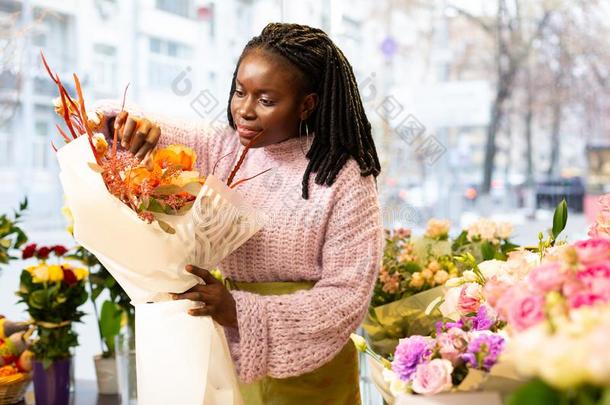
[52,245,68,257]
[62,267,77,286]
[36,247,51,260]
[22,243,37,259]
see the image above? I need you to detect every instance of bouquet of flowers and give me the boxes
[17,243,88,367]
[452,218,519,264]
[43,52,257,404]
[363,219,460,356]
[354,305,506,397]
[497,238,610,404]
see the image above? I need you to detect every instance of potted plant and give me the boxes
[0,198,28,269]
[16,244,88,405]
[69,246,134,394]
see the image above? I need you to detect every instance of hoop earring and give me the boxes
[299,120,312,156]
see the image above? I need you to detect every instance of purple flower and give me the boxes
[392,336,434,381]
[472,305,495,331]
[462,332,505,371]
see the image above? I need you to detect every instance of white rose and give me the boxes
[496,221,513,239]
[382,368,409,397]
[462,270,477,282]
[439,287,461,321]
[478,259,506,279]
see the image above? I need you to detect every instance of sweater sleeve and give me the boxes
[227,162,383,383]
[91,99,236,176]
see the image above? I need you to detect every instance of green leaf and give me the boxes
[451,230,468,251]
[100,301,123,354]
[507,379,561,405]
[152,184,183,196]
[480,241,496,261]
[552,199,568,240]
[156,219,176,234]
[182,182,202,196]
[0,238,11,248]
[14,229,28,248]
[146,198,168,214]
[29,289,47,310]
[139,197,150,211]
[19,197,28,211]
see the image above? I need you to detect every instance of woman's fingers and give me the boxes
[121,117,138,148]
[129,118,151,154]
[135,124,160,160]
[114,111,128,131]
[188,305,214,317]
[173,291,211,302]
[186,265,218,284]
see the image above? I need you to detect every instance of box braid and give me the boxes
[227,23,381,199]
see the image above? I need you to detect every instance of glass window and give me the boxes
[155,0,191,18]
[32,120,50,170]
[92,43,117,93]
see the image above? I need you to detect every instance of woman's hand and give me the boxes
[105,111,161,160]
[172,265,238,329]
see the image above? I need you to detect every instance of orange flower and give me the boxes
[126,166,160,191]
[152,145,197,171]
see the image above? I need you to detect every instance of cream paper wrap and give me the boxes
[57,136,265,405]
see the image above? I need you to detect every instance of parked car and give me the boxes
[535,177,585,213]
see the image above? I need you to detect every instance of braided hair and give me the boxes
[227,23,381,199]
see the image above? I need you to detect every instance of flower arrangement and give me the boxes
[500,239,610,405]
[452,218,519,263]
[364,220,460,355]
[354,305,506,396]
[43,53,268,234]
[0,198,28,269]
[372,221,458,307]
[16,243,88,367]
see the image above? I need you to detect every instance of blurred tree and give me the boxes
[447,0,552,194]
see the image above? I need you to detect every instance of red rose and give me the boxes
[22,243,37,259]
[52,245,68,257]
[36,247,51,260]
[62,267,77,286]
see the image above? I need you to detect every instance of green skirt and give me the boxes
[229,280,361,405]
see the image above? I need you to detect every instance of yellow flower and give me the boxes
[72,267,88,281]
[47,265,64,282]
[30,265,49,283]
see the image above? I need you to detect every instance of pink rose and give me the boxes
[568,293,604,309]
[505,291,545,331]
[411,359,454,395]
[578,261,610,282]
[575,262,610,302]
[574,238,610,265]
[527,262,564,293]
[437,327,468,365]
[483,276,512,307]
[457,283,483,316]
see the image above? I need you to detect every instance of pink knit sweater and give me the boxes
[94,101,383,383]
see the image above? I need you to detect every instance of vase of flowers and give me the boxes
[17,243,88,405]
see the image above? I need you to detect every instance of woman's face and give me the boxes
[230,48,317,148]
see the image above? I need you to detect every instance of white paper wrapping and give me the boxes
[57,136,263,405]
[136,300,243,405]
